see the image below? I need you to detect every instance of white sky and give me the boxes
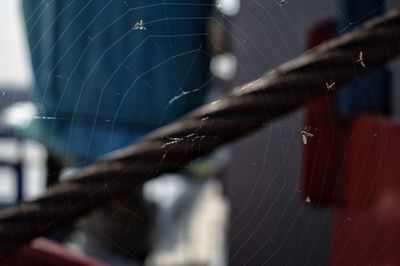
[0,0,33,89]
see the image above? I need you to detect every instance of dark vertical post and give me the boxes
[336,0,390,118]
[15,137,24,203]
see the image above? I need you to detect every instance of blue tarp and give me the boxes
[23,0,213,163]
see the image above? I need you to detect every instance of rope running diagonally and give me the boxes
[0,9,399,255]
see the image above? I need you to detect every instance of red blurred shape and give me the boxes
[332,116,400,265]
[302,19,349,205]
[3,238,106,266]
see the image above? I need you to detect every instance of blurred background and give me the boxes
[1,0,400,265]
[0,0,46,204]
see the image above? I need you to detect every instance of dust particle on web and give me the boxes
[278,0,287,6]
[305,196,311,204]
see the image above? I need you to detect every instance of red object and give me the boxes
[302,19,350,205]
[2,238,106,266]
[332,116,400,265]
[302,95,351,205]
[303,18,400,266]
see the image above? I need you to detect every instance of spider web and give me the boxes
[1,0,400,265]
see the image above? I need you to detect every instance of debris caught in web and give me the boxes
[325,81,336,91]
[305,196,311,204]
[278,0,287,6]
[33,116,57,120]
[355,51,366,68]
[216,3,223,11]
[161,137,183,148]
[1,91,6,96]
[132,20,146,30]
[301,126,314,145]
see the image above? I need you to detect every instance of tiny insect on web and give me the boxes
[325,81,335,91]
[301,126,314,145]
[355,51,366,68]
[132,19,146,30]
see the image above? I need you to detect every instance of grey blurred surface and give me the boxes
[224,1,337,265]
[0,85,30,111]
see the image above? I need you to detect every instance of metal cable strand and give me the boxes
[0,9,399,255]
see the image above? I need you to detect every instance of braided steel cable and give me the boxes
[0,9,400,255]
